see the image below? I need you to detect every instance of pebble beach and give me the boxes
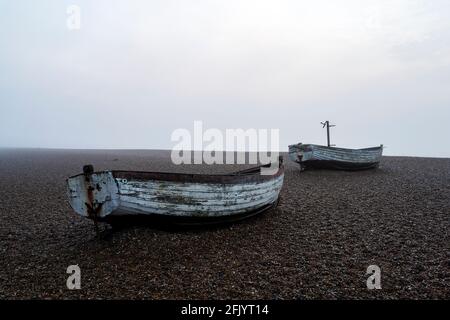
[0,149,448,299]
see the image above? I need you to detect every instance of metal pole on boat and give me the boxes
[83,164,100,237]
[321,121,335,147]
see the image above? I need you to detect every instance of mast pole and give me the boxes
[326,121,330,147]
[321,121,335,147]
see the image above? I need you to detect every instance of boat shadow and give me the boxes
[96,204,277,238]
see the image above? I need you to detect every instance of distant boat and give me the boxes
[288,143,383,170]
[289,120,383,170]
[66,159,284,226]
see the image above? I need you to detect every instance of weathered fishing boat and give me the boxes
[288,143,383,170]
[289,121,383,170]
[66,159,284,225]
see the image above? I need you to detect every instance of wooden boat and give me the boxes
[289,121,383,171]
[66,159,284,225]
[288,143,383,170]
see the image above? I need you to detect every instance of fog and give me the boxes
[1,0,449,156]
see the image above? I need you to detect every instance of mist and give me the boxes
[1,0,449,157]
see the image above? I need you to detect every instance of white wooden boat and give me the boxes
[288,143,383,170]
[66,159,284,225]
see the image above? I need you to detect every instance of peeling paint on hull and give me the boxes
[66,161,284,222]
[288,143,383,170]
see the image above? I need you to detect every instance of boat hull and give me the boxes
[103,201,279,226]
[66,162,284,223]
[288,144,383,171]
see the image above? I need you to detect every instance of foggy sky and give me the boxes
[1,0,449,157]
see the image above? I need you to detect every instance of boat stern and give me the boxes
[288,143,314,163]
[66,165,120,219]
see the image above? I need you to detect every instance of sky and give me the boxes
[0,0,449,157]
